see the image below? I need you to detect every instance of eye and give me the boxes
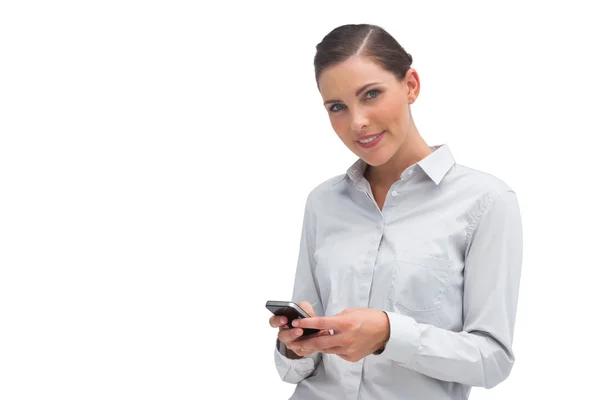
[365,89,380,99]
[329,103,345,112]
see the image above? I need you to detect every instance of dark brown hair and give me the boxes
[314,24,413,85]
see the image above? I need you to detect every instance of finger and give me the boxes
[319,346,346,355]
[278,327,305,344]
[269,315,288,328]
[288,331,342,351]
[293,348,316,357]
[297,300,316,317]
[313,329,334,338]
[292,316,342,331]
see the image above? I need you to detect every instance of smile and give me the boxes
[359,134,381,144]
[356,131,385,148]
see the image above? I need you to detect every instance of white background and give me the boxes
[1,1,598,399]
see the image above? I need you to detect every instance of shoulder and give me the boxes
[448,164,520,235]
[303,173,348,211]
[448,163,516,199]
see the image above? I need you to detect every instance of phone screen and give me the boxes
[265,301,320,336]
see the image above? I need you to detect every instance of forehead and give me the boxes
[318,55,396,97]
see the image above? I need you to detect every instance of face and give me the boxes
[317,55,419,167]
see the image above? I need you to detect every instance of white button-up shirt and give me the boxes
[274,144,523,400]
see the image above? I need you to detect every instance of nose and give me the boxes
[350,109,370,133]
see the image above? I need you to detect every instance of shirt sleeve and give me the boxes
[274,191,324,384]
[377,190,523,389]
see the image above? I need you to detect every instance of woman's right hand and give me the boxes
[269,300,318,358]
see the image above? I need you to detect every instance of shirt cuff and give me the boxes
[378,312,421,365]
[273,342,318,383]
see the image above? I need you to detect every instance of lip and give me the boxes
[356,131,384,141]
[356,131,385,148]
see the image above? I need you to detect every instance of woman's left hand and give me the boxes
[287,308,390,362]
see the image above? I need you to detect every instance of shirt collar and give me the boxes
[346,144,456,186]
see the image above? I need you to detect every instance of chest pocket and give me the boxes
[389,251,451,313]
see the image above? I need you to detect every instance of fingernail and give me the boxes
[295,329,302,336]
[292,320,298,327]
[280,317,287,324]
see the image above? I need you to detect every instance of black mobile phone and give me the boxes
[265,300,320,336]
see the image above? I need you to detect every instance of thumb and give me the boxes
[297,301,316,317]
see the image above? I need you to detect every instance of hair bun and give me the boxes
[314,24,414,82]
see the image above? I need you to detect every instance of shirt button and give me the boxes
[391,190,398,196]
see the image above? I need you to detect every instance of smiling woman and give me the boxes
[313,27,434,210]
[267,23,524,400]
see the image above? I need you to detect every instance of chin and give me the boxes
[360,149,395,167]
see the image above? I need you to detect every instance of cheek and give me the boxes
[379,97,408,126]
[330,117,353,142]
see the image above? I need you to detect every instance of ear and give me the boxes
[405,68,420,104]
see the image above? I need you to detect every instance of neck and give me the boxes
[365,124,433,188]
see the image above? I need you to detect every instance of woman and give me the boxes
[268,23,523,400]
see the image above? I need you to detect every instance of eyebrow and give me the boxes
[323,82,382,105]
